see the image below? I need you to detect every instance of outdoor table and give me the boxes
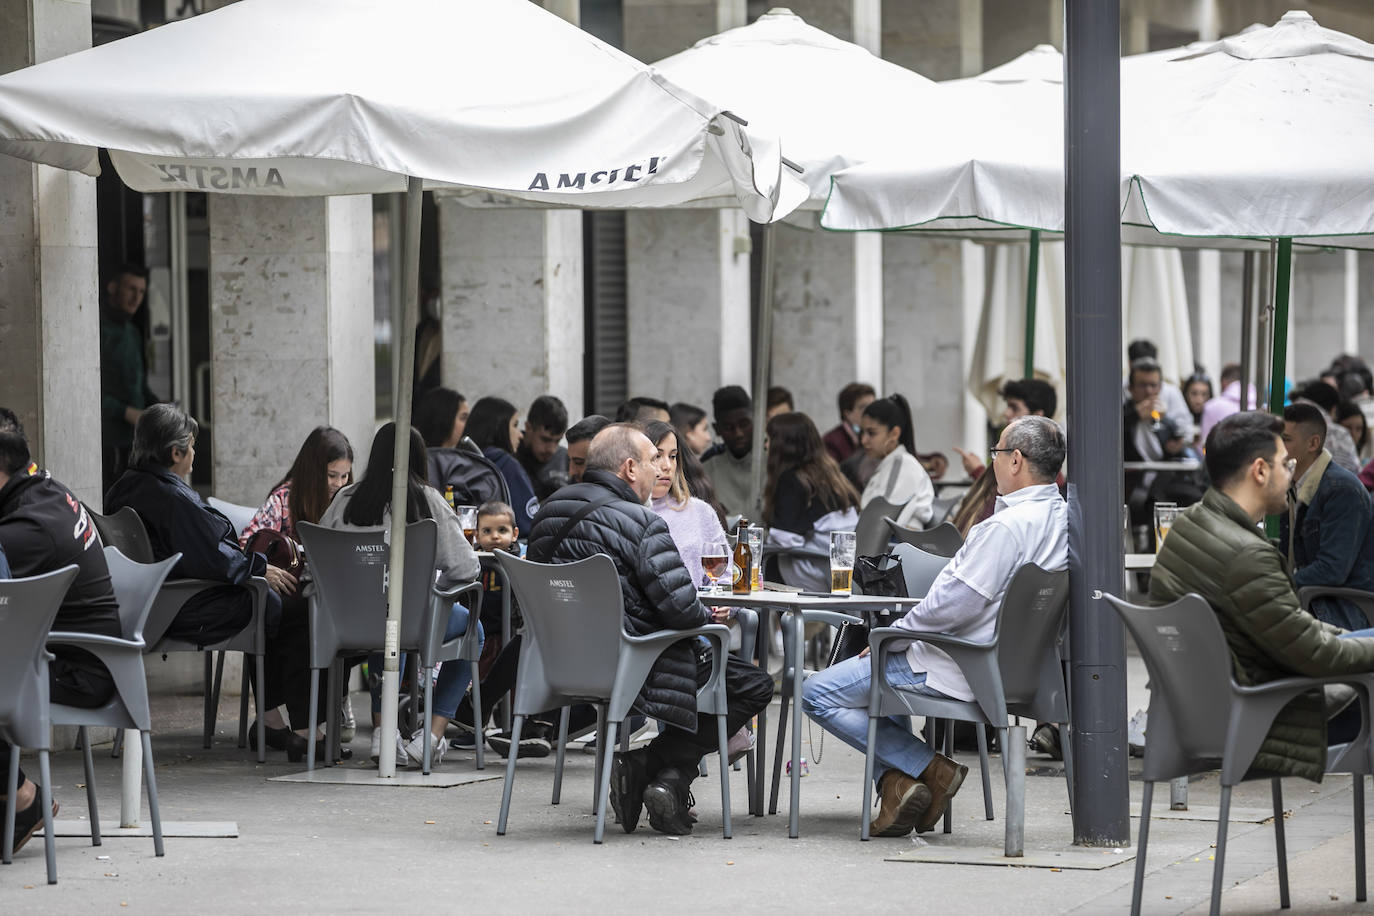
[1125,553,1157,570]
[700,588,922,838]
[1123,460,1202,473]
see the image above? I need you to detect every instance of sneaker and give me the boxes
[869,768,932,837]
[1128,709,1148,757]
[642,768,695,836]
[404,730,449,768]
[1029,723,1063,760]
[451,730,478,750]
[915,753,968,834]
[608,748,651,833]
[370,728,408,766]
[488,724,552,759]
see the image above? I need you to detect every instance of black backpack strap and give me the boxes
[546,490,620,556]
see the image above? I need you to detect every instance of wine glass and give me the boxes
[700,540,729,593]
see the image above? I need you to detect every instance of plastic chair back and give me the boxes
[885,519,963,557]
[89,506,155,563]
[206,497,257,538]
[993,565,1071,720]
[0,565,80,749]
[889,542,951,599]
[296,519,440,669]
[104,547,180,646]
[496,553,625,704]
[856,497,901,558]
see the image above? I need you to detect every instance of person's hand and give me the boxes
[709,606,732,624]
[1134,397,1162,423]
[264,564,298,596]
[123,405,144,426]
[952,446,985,477]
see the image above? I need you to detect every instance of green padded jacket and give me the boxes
[1148,487,1374,782]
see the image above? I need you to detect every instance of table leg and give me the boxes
[789,608,804,839]
[752,606,770,817]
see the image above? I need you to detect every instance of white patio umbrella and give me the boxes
[0,0,804,780]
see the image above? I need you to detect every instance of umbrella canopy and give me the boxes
[652,7,937,209]
[0,0,803,222]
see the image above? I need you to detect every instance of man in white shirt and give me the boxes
[801,416,1069,837]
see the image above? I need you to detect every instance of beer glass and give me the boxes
[746,526,764,590]
[830,531,857,594]
[1153,502,1179,552]
[700,540,730,593]
[457,505,479,547]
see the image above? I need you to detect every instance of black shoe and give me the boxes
[249,720,295,753]
[488,723,552,759]
[280,730,352,764]
[609,749,651,833]
[11,790,58,855]
[1029,723,1062,761]
[642,768,695,836]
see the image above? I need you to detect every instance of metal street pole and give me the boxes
[1024,229,1042,379]
[1064,0,1130,847]
[747,222,776,519]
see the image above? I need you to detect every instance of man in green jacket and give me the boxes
[1150,411,1374,781]
[99,264,157,492]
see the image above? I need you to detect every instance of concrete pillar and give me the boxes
[0,0,100,505]
[207,196,375,505]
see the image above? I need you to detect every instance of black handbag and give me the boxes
[826,553,909,666]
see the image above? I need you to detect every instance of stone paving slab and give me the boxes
[886,842,1136,870]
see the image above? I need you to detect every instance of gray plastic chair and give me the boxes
[47,547,178,861]
[0,564,80,885]
[493,553,733,844]
[855,496,902,559]
[884,519,964,558]
[206,497,257,538]
[928,494,961,526]
[297,520,484,773]
[864,563,1071,849]
[1104,592,1374,916]
[88,506,269,762]
[1298,585,1374,629]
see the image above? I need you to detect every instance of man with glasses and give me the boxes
[801,416,1068,837]
[1151,411,1374,785]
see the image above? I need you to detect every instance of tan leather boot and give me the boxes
[916,752,969,833]
[869,768,932,837]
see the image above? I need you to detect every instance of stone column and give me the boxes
[207,195,375,505]
[0,0,100,504]
[622,0,749,412]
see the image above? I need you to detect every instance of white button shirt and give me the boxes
[897,482,1069,701]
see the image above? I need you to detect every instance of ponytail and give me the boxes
[862,393,916,455]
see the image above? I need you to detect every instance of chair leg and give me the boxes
[111,728,123,759]
[716,704,733,840]
[942,718,955,834]
[861,716,879,841]
[744,744,757,817]
[496,715,525,836]
[325,661,341,768]
[769,681,790,816]
[80,728,100,847]
[976,723,994,821]
[1130,781,1154,916]
[1061,720,1076,818]
[141,731,165,858]
[37,750,56,884]
[592,706,608,815]
[202,652,215,749]
[1271,778,1290,910]
[209,650,226,737]
[254,653,267,764]
[421,668,434,775]
[1355,775,1367,902]
[3,748,19,863]
[237,658,250,748]
[594,721,620,844]
[306,668,320,774]
[1209,785,1233,916]
[552,706,570,805]
[1003,725,1025,857]
[470,667,485,772]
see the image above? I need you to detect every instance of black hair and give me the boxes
[837,382,876,417]
[669,402,707,431]
[1295,380,1339,412]
[275,426,354,526]
[1204,411,1284,489]
[997,378,1057,417]
[477,500,516,526]
[112,263,149,282]
[862,393,916,455]
[413,387,465,448]
[1334,401,1367,452]
[711,385,751,419]
[526,395,569,436]
[343,423,431,527]
[614,396,671,423]
[464,397,519,454]
[0,407,30,475]
[1337,372,1369,402]
[767,386,794,411]
[1127,339,1158,362]
[566,414,611,446]
[1127,357,1162,388]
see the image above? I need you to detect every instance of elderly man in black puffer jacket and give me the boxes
[527,423,772,835]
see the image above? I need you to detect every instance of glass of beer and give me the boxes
[1153,502,1179,552]
[700,540,730,593]
[746,526,764,590]
[457,505,479,547]
[830,531,856,595]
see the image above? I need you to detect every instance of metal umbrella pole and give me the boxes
[1239,252,1255,411]
[377,175,424,778]
[747,221,776,517]
[1023,229,1041,379]
[1263,237,1294,540]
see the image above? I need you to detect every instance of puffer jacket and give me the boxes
[526,470,709,731]
[1149,487,1374,781]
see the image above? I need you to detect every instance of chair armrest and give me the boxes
[797,610,864,629]
[1297,586,1374,622]
[621,624,732,719]
[867,626,1004,724]
[434,580,483,603]
[1221,672,1374,784]
[624,623,732,651]
[47,631,145,652]
[869,625,992,655]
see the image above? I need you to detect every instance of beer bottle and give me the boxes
[732,518,753,595]
[444,485,455,509]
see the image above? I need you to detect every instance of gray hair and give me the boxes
[585,423,650,475]
[1003,415,1065,481]
[130,403,199,468]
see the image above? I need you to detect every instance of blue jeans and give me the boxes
[801,652,951,781]
[368,603,484,721]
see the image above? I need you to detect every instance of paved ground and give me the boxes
[3,656,1372,915]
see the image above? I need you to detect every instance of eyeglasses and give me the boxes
[989,447,1017,459]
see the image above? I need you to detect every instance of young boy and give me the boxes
[475,500,520,664]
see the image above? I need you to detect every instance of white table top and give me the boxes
[1125,553,1157,570]
[698,588,922,610]
[1123,460,1201,472]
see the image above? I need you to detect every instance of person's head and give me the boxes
[1183,372,1213,418]
[860,393,915,460]
[1336,400,1369,454]
[281,426,354,526]
[1127,358,1163,404]
[614,396,671,424]
[997,378,1057,422]
[1204,411,1291,521]
[1127,339,1158,362]
[643,419,687,505]
[1282,402,1328,481]
[130,403,199,478]
[586,423,657,503]
[670,402,711,456]
[413,387,468,448]
[343,423,430,526]
[991,416,1065,495]
[106,263,149,318]
[763,412,858,525]
[837,382,877,432]
[475,501,518,552]
[1219,363,1242,388]
[0,407,30,489]
[522,395,568,464]
[565,415,611,482]
[464,397,521,455]
[766,386,794,420]
[1296,380,1340,415]
[711,385,753,458]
